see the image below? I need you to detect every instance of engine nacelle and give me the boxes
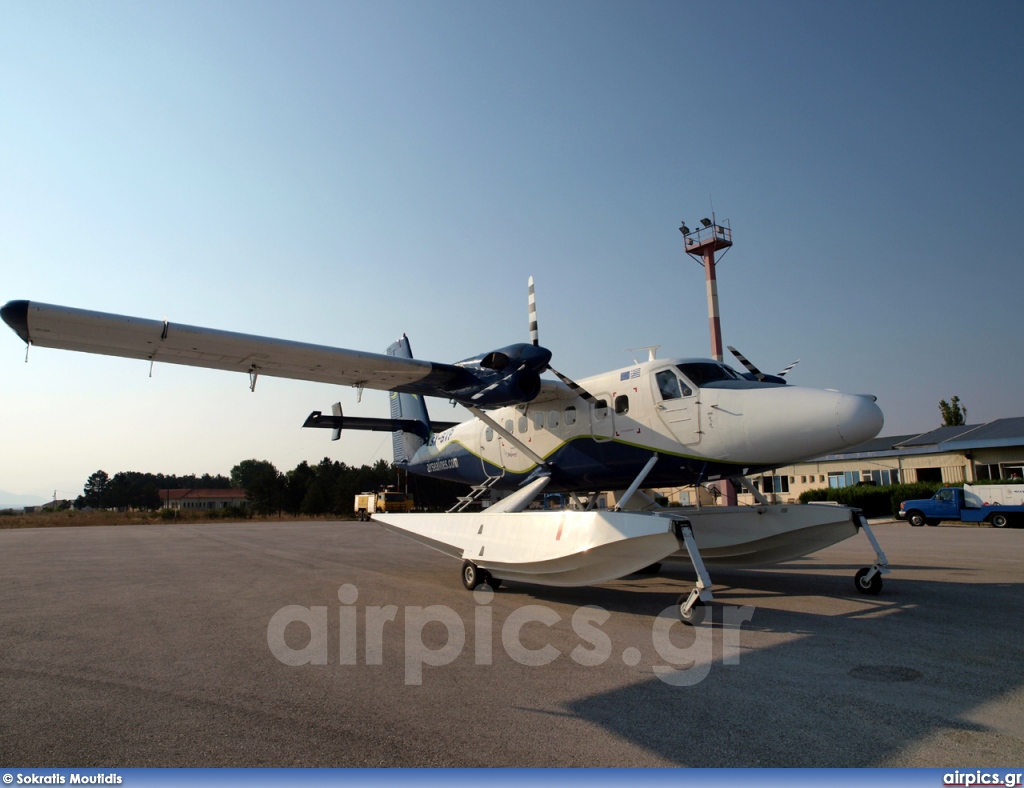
[449,343,551,407]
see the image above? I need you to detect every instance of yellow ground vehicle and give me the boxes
[354,489,414,520]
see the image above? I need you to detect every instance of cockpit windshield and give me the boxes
[676,362,742,386]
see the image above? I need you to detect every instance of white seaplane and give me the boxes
[2,278,888,622]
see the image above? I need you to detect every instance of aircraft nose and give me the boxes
[836,394,884,447]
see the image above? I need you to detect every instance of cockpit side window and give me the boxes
[656,370,681,401]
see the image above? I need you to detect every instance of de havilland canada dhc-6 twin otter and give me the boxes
[2,278,890,622]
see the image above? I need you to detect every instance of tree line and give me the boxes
[77,458,469,516]
[79,470,231,511]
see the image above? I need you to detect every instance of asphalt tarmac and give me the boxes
[1,519,1022,767]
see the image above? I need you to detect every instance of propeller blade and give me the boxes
[727,345,765,382]
[777,359,801,377]
[528,276,539,346]
[529,276,598,405]
[549,365,598,405]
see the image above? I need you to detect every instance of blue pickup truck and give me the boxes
[899,484,1024,528]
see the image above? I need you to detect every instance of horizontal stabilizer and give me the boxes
[302,410,459,441]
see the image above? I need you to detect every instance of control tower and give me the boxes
[678,217,732,362]
[679,215,736,505]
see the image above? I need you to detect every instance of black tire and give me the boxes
[908,511,925,527]
[990,513,1009,528]
[855,567,883,596]
[461,560,480,590]
[677,593,706,625]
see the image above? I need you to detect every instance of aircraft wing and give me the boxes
[531,378,575,403]
[1,300,474,396]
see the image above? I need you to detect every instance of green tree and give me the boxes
[231,459,277,490]
[106,471,162,510]
[83,470,110,508]
[939,396,968,427]
[284,461,317,514]
[301,483,329,516]
[244,462,284,515]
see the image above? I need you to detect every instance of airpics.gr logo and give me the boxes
[267,584,755,686]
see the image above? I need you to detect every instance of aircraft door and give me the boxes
[653,369,701,445]
[480,421,507,477]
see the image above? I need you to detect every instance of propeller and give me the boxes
[529,276,597,404]
[727,345,800,384]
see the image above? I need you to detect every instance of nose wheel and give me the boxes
[673,520,714,625]
[854,514,889,596]
[854,566,883,595]
[677,593,707,624]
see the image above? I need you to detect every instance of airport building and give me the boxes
[161,488,249,511]
[731,416,1024,505]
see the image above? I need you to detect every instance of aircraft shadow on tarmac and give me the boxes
[496,567,1024,767]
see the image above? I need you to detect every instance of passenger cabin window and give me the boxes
[548,409,559,428]
[615,395,629,414]
[593,399,608,420]
[504,419,513,434]
[533,411,544,430]
[518,416,528,433]
[564,406,577,426]
[485,427,493,442]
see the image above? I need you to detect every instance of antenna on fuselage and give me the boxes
[626,346,660,364]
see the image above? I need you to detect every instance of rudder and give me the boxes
[386,334,431,464]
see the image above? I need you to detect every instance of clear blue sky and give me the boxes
[2,0,1022,500]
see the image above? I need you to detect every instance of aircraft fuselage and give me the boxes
[405,357,883,492]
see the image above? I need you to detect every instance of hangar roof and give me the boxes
[895,425,982,447]
[813,417,1024,461]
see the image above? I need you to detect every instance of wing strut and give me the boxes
[613,453,659,511]
[734,475,770,506]
[467,406,548,469]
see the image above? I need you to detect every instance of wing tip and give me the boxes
[1,300,30,344]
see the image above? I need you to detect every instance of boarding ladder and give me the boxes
[449,475,502,513]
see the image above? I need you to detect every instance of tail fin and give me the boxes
[386,334,431,464]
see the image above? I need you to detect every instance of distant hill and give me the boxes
[0,490,50,509]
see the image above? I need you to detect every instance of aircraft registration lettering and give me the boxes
[430,428,455,447]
